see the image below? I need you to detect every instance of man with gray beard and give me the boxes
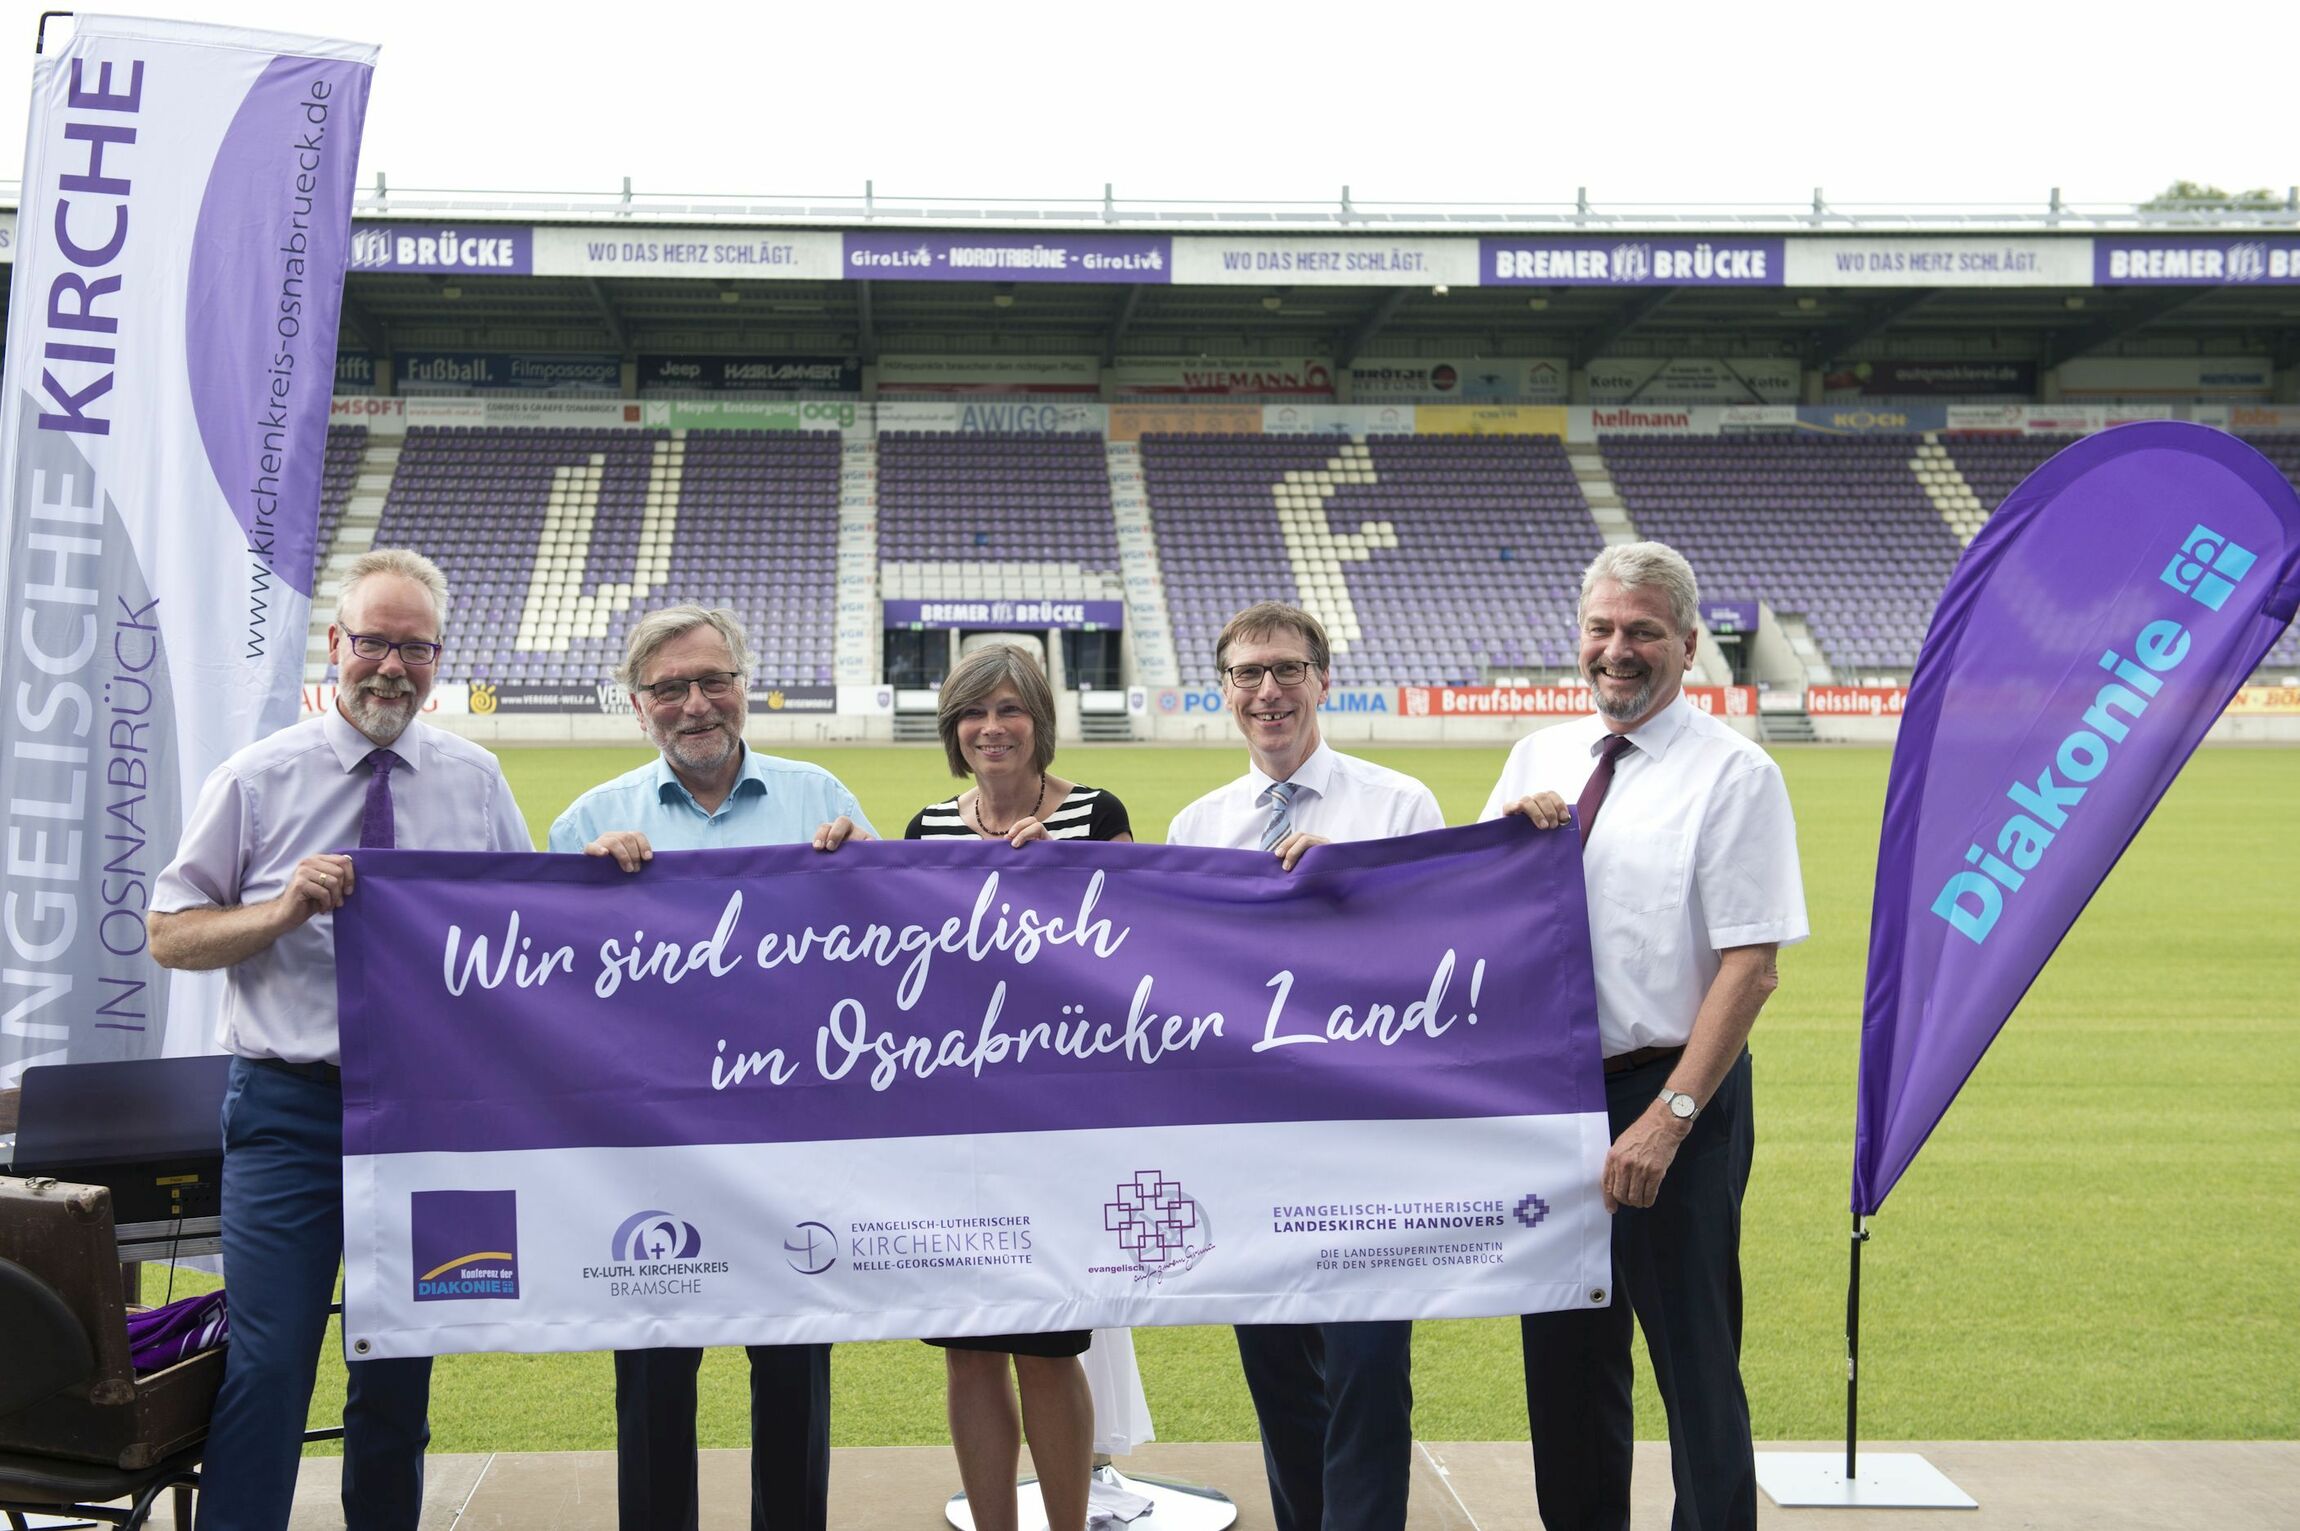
[150,548,530,1531]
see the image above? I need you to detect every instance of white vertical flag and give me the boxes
[0,16,375,1079]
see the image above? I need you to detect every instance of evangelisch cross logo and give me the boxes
[1104,1170,1199,1266]
[2161,523,2257,611]
[784,1221,838,1276]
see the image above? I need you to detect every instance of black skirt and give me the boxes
[923,1330,1092,1358]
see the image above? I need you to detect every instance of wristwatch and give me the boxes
[1658,1088,1698,1121]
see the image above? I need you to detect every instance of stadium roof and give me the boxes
[7,192,2299,370]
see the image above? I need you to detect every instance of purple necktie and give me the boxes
[1576,734,1633,844]
[360,749,403,849]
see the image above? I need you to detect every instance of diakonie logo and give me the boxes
[410,1189,520,1301]
[2160,522,2256,612]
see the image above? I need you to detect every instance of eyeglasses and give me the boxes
[639,671,742,706]
[344,632,441,666]
[1223,660,1315,689]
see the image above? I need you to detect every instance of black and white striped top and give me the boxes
[904,784,1133,842]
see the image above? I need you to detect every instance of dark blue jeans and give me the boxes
[1520,1048,1757,1531]
[198,1059,431,1531]
[1233,1320,1414,1531]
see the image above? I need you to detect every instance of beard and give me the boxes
[648,713,742,776]
[1589,663,1658,724]
[342,674,418,744]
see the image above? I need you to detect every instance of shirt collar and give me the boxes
[651,743,769,811]
[1595,691,1695,764]
[1248,740,1338,800]
[324,704,423,774]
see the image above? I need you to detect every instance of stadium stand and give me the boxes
[316,417,2296,695]
[1935,433,2085,527]
[1143,432,1602,685]
[315,424,366,568]
[365,426,839,686]
[2235,434,2300,673]
[875,430,1119,602]
[1603,434,1963,675]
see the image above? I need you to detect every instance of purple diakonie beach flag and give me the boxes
[334,823,1615,1359]
[1853,422,2300,1216]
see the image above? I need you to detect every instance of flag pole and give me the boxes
[1846,1214,1869,1480]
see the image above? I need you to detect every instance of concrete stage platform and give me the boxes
[103,1439,2299,1529]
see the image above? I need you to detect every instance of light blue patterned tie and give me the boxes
[1259,780,1301,852]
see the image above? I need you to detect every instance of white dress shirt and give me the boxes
[152,707,531,1065]
[1480,695,1808,1056]
[1167,741,1443,849]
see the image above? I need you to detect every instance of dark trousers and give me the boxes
[1232,1320,1413,1531]
[1521,1049,1756,1531]
[198,1059,431,1531]
[613,1342,831,1531]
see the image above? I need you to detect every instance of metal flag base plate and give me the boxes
[1756,1452,1977,1508]
[945,1462,1238,1530]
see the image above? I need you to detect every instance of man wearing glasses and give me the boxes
[150,549,530,1531]
[549,604,871,1531]
[1166,602,1442,1531]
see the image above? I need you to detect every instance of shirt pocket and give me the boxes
[1591,822,1692,918]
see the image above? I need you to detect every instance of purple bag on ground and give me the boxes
[125,1290,229,1374]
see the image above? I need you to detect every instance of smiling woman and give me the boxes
[897,642,1133,1531]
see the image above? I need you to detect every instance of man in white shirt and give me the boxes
[148,550,531,1531]
[1482,542,1807,1531]
[1168,601,1442,1531]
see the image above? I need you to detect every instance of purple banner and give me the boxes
[2095,237,2300,286]
[884,598,1123,630]
[186,52,372,601]
[845,231,1172,283]
[1482,236,1782,286]
[335,822,1603,1157]
[348,221,532,275]
[1854,422,2300,1215]
[1701,600,1759,634]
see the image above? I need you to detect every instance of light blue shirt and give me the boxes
[547,746,875,855]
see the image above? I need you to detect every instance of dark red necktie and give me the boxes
[360,749,403,849]
[1576,734,1634,844]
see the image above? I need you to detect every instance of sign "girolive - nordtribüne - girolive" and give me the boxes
[334,824,1613,1356]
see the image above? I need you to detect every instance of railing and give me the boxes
[6,179,2295,232]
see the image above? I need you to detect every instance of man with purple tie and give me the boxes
[150,548,530,1531]
[1482,541,1807,1531]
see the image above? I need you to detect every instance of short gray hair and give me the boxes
[1581,542,1699,635]
[616,606,752,691]
[936,644,1058,778]
[338,548,448,631]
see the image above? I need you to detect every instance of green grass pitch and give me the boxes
[181,741,2295,1448]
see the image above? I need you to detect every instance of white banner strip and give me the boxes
[344,1115,1610,1357]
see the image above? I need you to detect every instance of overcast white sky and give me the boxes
[2,1,2292,213]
